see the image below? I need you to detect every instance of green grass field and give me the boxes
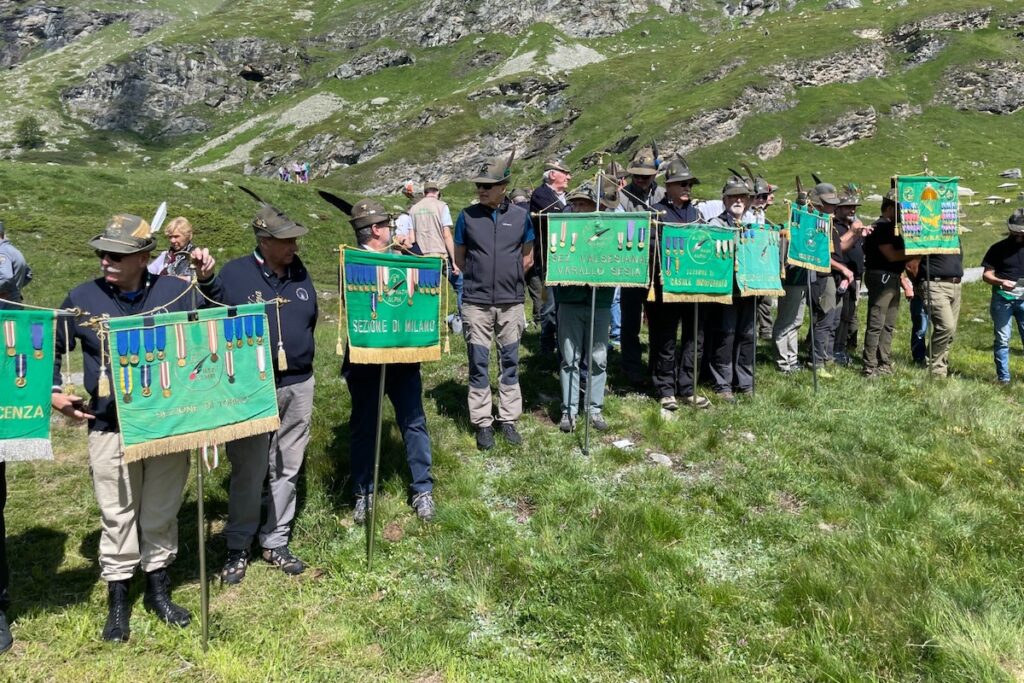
[2,160,1024,681]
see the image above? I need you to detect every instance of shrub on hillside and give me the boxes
[15,116,45,150]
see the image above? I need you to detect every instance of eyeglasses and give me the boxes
[95,250,125,262]
[475,183,498,190]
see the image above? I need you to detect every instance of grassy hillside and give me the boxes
[2,157,1024,681]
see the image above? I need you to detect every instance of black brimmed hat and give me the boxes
[661,156,700,185]
[349,198,391,230]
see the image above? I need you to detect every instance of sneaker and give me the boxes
[683,395,711,409]
[353,493,374,525]
[833,351,851,366]
[262,545,306,576]
[558,412,574,433]
[716,391,736,404]
[499,422,522,445]
[659,396,678,411]
[411,491,435,522]
[590,413,609,431]
[220,548,250,586]
[476,426,495,450]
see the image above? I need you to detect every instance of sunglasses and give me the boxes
[475,183,498,190]
[95,250,126,262]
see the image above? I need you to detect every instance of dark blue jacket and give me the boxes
[454,200,535,306]
[54,272,223,432]
[218,251,317,388]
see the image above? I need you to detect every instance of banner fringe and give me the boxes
[904,247,961,255]
[349,345,441,364]
[545,280,650,289]
[785,258,831,274]
[739,288,785,297]
[122,415,281,463]
[0,439,54,462]
[661,293,733,304]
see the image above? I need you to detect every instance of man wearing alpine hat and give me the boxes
[455,153,535,450]
[52,213,219,642]
[217,201,318,585]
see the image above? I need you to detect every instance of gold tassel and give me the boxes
[444,336,450,353]
[97,370,110,398]
[277,344,288,371]
[96,325,110,397]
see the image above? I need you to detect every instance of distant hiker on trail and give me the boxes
[455,153,534,451]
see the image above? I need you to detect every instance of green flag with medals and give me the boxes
[544,212,652,287]
[736,223,785,297]
[107,303,281,462]
[786,204,832,273]
[659,223,735,303]
[893,175,961,255]
[341,249,443,364]
[0,309,55,461]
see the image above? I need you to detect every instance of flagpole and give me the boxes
[195,450,209,652]
[366,366,387,570]
[806,280,818,394]
[583,286,596,456]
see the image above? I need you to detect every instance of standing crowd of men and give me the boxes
[0,146,1022,651]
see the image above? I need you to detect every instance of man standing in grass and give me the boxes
[455,153,535,450]
[529,159,571,354]
[52,214,219,642]
[861,191,911,377]
[408,181,461,317]
[649,156,709,410]
[982,208,1024,384]
[618,146,665,388]
[343,199,435,523]
[218,203,317,584]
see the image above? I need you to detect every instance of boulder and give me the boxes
[1001,168,1022,179]
[804,107,877,148]
[331,48,414,79]
[933,60,1024,115]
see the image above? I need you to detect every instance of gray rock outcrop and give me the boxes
[934,60,1024,115]
[467,77,568,116]
[824,0,860,10]
[767,45,887,87]
[804,107,877,148]
[756,137,783,160]
[331,48,414,79]
[1000,168,1022,179]
[0,3,168,68]
[721,0,782,19]
[61,38,311,139]
[662,82,796,156]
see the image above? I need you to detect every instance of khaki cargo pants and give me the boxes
[462,302,526,428]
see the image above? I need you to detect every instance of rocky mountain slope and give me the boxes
[0,0,1022,206]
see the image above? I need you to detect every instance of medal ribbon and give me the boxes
[175,324,187,364]
[160,361,171,395]
[143,326,156,361]
[119,365,133,400]
[207,320,218,359]
[225,348,235,381]
[128,328,141,365]
[141,364,152,395]
[31,322,43,359]
[15,353,26,387]
[3,319,15,353]
[155,325,167,359]
[223,316,235,349]
[116,330,130,365]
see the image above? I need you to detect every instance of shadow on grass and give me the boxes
[8,527,99,618]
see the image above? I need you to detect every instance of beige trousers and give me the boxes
[88,431,189,581]
[916,280,961,377]
[462,302,526,428]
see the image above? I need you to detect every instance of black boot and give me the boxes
[142,568,191,628]
[102,579,131,642]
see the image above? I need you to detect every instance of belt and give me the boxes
[926,277,961,284]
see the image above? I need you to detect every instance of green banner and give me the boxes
[894,175,961,255]
[736,224,785,296]
[545,212,651,287]
[341,249,443,364]
[0,309,55,461]
[786,204,832,273]
[108,304,281,462]
[659,223,735,303]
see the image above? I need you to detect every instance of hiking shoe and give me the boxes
[659,396,678,411]
[411,491,435,522]
[499,422,523,445]
[590,413,609,431]
[716,391,736,404]
[833,351,851,366]
[262,545,306,576]
[558,412,574,433]
[476,426,495,450]
[353,493,373,525]
[683,395,711,409]
[220,549,250,586]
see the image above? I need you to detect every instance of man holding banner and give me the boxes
[455,154,535,451]
[342,199,435,523]
[52,214,219,642]
[649,156,709,410]
[218,203,318,583]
